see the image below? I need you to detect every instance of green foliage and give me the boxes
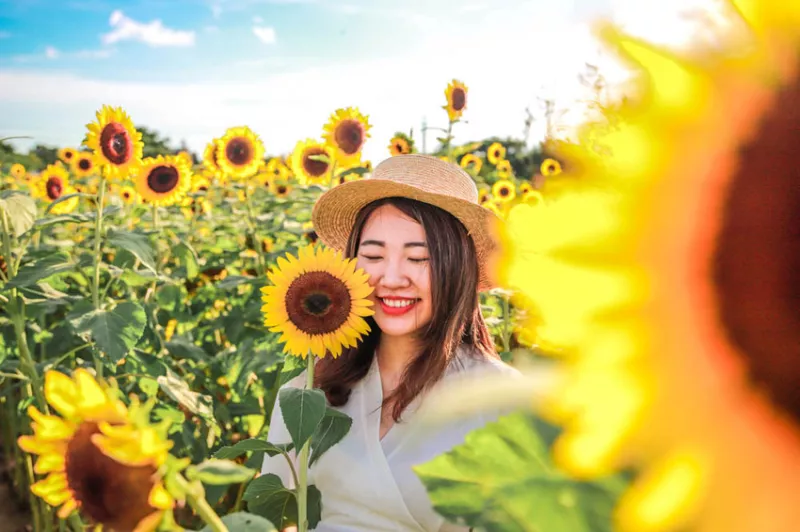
[415,412,628,532]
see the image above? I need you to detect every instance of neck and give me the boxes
[376,333,419,379]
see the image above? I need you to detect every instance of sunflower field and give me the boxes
[0,76,632,532]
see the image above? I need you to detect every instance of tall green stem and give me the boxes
[243,187,266,276]
[296,354,315,532]
[92,177,107,310]
[174,474,228,532]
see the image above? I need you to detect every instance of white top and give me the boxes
[261,346,520,531]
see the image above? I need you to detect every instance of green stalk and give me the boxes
[174,474,228,532]
[91,176,107,310]
[296,354,315,532]
[446,120,454,161]
[501,294,511,353]
[243,187,266,276]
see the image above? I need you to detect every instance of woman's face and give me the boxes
[355,204,433,339]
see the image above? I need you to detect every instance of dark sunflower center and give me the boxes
[225,138,253,166]
[46,177,63,200]
[713,59,800,424]
[334,119,365,155]
[277,185,288,195]
[306,230,318,243]
[99,122,132,165]
[302,148,330,177]
[65,423,157,531]
[451,88,466,111]
[499,187,509,197]
[79,158,92,171]
[146,165,179,194]
[285,271,350,335]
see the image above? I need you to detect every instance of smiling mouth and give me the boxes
[378,297,419,315]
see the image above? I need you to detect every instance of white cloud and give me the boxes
[253,15,264,23]
[253,26,277,44]
[211,3,223,18]
[45,46,60,59]
[102,10,196,47]
[11,46,116,63]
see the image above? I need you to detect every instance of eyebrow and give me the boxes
[359,240,427,248]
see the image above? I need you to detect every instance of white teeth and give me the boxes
[381,298,415,308]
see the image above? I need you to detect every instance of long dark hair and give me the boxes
[314,197,497,421]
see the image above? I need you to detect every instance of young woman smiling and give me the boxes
[262,154,519,531]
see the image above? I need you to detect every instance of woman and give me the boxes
[262,154,519,531]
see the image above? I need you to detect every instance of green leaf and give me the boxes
[157,369,215,419]
[187,459,256,485]
[200,512,277,532]
[214,439,292,460]
[307,154,330,164]
[165,338,209,363]
[174,242,199,279]
[7,252,74,288]
[106,228,157,274]
[309,408,352,466]
[414,412,626,532]
[0,193,37,237]
[244,475,322,530]
[279,388,326,450]
[70,302,146,364]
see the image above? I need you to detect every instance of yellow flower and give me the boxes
[215,126,265,181]
[478,188,491,204]
[71,152,97,178]
[119,186,137,205]
[203,139,222,179]
[540,158,562,177]
[519,182,533,196]
[134,155,192,206]
[495,159,513,177]
[34,164,78,214]
[323,107,371,167]
[487,142,506,165]
[269,180,292,198]
[10,163,26,179]
[492,179,516,203]
[388,135,414,156]
[58,147,77,164]
[260,245,375,358]
[502,2,800,531]
[520,189,544,206]
[459,153,482,174]
[164,319,178,342]
[18,369,174,531]
[444,79,468,121]
[290,139,335,186]
[176,151,193,168]
[84,105,144,180]
[264,157,291,181]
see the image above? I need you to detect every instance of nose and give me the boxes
[378,257,410,289]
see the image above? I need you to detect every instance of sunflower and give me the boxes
[460,153,482,174]
[501,2,800,531]
[264,157,291,182]
[270,180,292,198]
[34,164,78,214]
[335,170,362,187]
[176,151,194,168]
[444,79,468,121]
[119,186,137,205]
[492,179,516,203]
[496,159,513,177]
[71,152,96,178]
[84,105,144,180]
[18,369,174,531]
[323,107,371,167]
[261,245,375,358]
[203,139,222,177]
[520,189,544,206]
[290,139,335,186]
[482,200,503,217]
[478,187,491,205]
[134,155,192,206]
[10,163,25,179]
[519,182,533,196]
[487,142,506,165]
[215,126,265,181]
[540,158,562,177]
[58,147,77,164]
[388,134,414,156]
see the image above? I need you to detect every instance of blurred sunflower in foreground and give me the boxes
[18,369,175,531]
[323,107,371,167]
[501,1,800,531]
[261,244,374,358]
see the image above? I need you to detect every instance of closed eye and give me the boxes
[360,255,382,261]
[409,258,429,263]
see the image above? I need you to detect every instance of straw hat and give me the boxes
[312,154,502,290]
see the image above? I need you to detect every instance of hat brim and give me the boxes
[311,178,503,291]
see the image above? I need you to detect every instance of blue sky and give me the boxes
[0,0,720,162]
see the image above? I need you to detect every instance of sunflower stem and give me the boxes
[501,293,511,353]
[296,353,315,532]
[243,187,266,276]
[175,474,228,532]
[91,176,107,311]
[445,120,454,161]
